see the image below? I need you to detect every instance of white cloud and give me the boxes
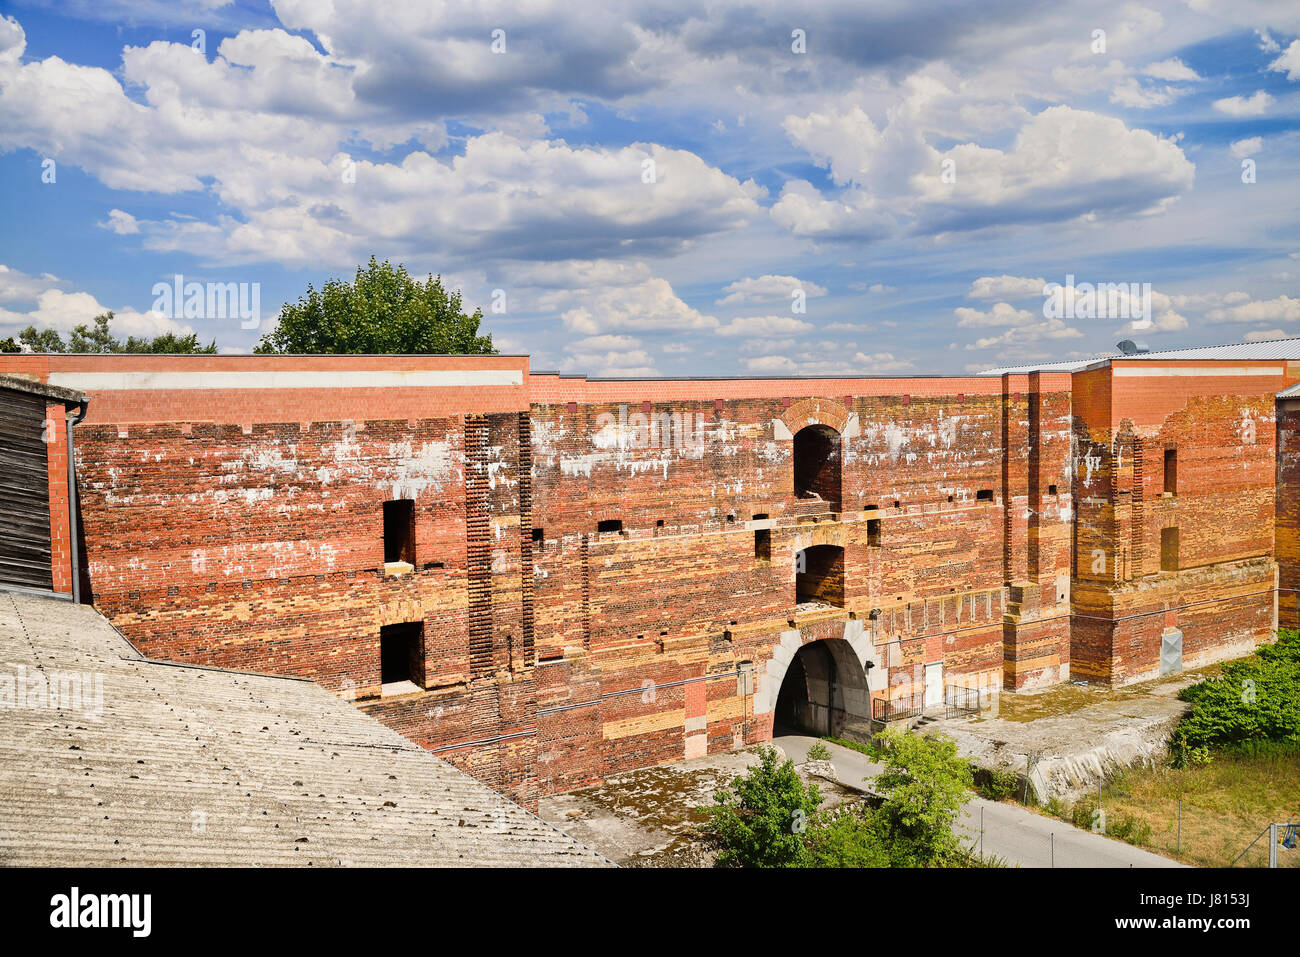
[968,275,1047,300]
[715,315,815,337]
[559,334,658,377]
[1244,329,1289,341]
[0,287,192,340]
[0,264,65,303]
[1230,137,1263,159]
[741,351,913,374]
[1213,91,1274,116]
[98,209,140,235]
[716,274,827,305]
[560,277,718,335]
[1207,296,1300,323]
[1142,58,1200,82]
[955,302,1039,328]
[1269,39,1300,81]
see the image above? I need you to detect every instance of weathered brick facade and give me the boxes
[2,352,1295,808]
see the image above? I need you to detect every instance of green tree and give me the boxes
[700,746,823,868]
[870,727,974,866]
[8,311,215,354]
[256,257,497,355]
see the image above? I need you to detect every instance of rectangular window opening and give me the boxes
[755,528,771,562]
[868,518,881,547]
[1160,526,1179,572]
[383,499,415,565]
[531,527,544,551]
[1048,484,1058,496]
[598,519,623,534]
[380,621,425,692]
[976,489,994,502]
[1164,448,1177,495]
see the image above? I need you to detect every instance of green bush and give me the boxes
[806,742,832,762]
[804,805,890,868]
[870,727,976,866]
[974,765,1021,802]
[699,746,823,868]
[1171,629,1300,764]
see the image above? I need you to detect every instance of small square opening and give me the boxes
[1048,484,1058,496]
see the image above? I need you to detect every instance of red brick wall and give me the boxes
[5,352,1295,801]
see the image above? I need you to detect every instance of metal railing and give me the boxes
[944,683,984,719]
[873,692,924,722]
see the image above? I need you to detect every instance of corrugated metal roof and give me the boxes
[1278,381,1300,398]
[0,592,611,867]
[979,337,1300,375]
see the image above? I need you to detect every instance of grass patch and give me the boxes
[1037,750,1300,867]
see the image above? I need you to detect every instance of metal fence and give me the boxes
[944,683,984,719]
[872,692,924,722]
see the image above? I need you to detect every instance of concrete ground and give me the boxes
[917,669,1209,803]
[539,732,1184,868]
[775,734,1183,868]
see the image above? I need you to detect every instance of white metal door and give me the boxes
[924,663,943,708]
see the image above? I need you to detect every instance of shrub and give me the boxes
[870,727,975,866]
[1171,629,1300,764]
[699,746,823,868]
[806,742,832,762]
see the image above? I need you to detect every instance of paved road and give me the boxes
[773,734,1184,868]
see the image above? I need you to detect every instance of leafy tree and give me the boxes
[7,311,215,354]
[256,257,497,355]
[870,727,974,866]
[1171,629,1300,764]
[700,746,823,868]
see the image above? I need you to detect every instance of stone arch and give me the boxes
[779,397,852,437]
[756,621,882,740]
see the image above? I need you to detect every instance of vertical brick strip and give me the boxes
[464,415,493,675]
[517,411,535,666]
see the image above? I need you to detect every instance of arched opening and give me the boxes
[793,424,841,510]
[773,638,871,738]
[795,544,844,607]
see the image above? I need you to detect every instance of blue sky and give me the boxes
[1,0,1298,375]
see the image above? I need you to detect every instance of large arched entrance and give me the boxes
[772,637,870,738]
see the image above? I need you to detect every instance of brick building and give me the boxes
[1,344,1296,808]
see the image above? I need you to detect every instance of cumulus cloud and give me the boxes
[559,335,658,377]
[0,287,193,340]
[741,351,913,375]
[560,277,718,335]
[968,275,1047,300]
[1207,296,1300,323]
[1142,58,1201,82]
[716,274,827,306]
[1269,39,1300,81]
[1213,91,1273,116]
[714,315,815,337]
[1230,137,1263,159]
[1244,329,1289,341]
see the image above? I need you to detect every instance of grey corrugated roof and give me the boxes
[0,373,86,405]
[1278,382,1300,398]
[0,592,610,867]
[979,336,1300,375]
